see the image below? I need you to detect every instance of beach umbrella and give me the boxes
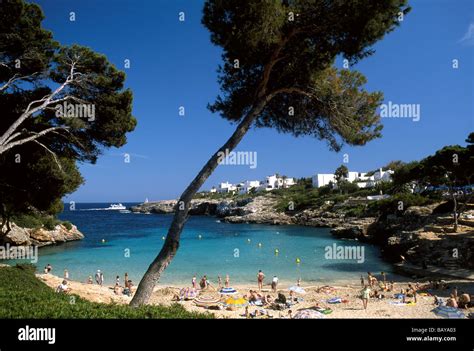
[432,306,465,319]
[293,309,325,319]
[224,297,248,308]
[288,286,306,294]
[194,294,221,308]
[220,287,238,295]
[179,288,197,300]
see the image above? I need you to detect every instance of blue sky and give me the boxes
[34,0,473,202]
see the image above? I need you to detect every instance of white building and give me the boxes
[212,174,296,194]
[312,174,336,188]
[258,174,296,191]
[312,168,394,188]
[217,181,237,193]
[238,180,261,194]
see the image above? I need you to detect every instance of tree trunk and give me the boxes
[130,96,273,307]
[452,191,458,232]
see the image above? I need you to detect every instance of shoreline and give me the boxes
[37,271,474,319]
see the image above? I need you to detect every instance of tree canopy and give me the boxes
[0,0,136,231]
[203,0,410,151]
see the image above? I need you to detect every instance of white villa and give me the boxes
[239,180,262,194]
[210,174,296,194]
[215,181,238,193]
[258,174,295,192]
[312,168,394,188]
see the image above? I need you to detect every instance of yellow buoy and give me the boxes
[258,243,262,247]
[198,234,202,239]
[274,249,279,255]
[296,257,301,264]
[101,239,106,243]
[247,239,251,243]
[162,236,165,240]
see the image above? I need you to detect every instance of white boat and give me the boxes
[105,203,127,210]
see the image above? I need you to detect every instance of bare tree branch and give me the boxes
[0,61,79,147]
[32,139,63,171]
[0,126,68,155]
[0,72,40,92]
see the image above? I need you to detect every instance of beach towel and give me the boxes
[327,297,342,304]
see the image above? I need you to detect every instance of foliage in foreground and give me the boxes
[0,265,212,319]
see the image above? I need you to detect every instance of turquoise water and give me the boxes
[6,203,397,285]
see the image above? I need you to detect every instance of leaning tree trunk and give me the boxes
[452,191,458,233]
[130,96,273,307]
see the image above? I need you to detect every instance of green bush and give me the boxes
[62,221,73,230]
[366,193,433,216]
[0,266,212,319]
[344,205,367,218]
[11,213,62,230]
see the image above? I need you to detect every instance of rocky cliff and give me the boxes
[131,196,474,272]
[1,223,84,248]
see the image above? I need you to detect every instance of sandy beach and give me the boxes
[37,273,474,319]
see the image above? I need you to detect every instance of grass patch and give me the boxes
[0,265,212,319]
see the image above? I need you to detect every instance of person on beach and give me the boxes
[95,270,104,286]
[217,276,222,289]
[115,275,120,286]
[56,280,71,294]
[87,276,93,284]
[264,295,274,305]
[43,266,48,274]
[360,285,371,310]
[297,278,301,287]
[360,275,364,287]
[408,284,417,303]
[225,274,230,288]
[199,276,208,289]
[124,273,129,288]
[257,270,265,291]
[114,283,122,295]
[46,264,52,273]
[446,294,458,308]
[458,292,471,309]
[367,272,377,287]
[63,269,69,280]
[271,276,278,292]
[192,275,197,289]
[123,281,133,297]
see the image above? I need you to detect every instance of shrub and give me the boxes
[62,221,73,230]
[0,266,212,319]
[366,193,433,216]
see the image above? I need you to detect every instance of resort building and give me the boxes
[211,174,296,194]
[258,174,296,191]
[312,168,394,188]
[238,180,261,194]
[217,181,237,193]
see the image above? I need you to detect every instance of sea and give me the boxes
[5,202,399,286]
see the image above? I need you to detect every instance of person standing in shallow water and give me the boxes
[95,270,104,286]
[225,274,230,288]
[257,270,265,291]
